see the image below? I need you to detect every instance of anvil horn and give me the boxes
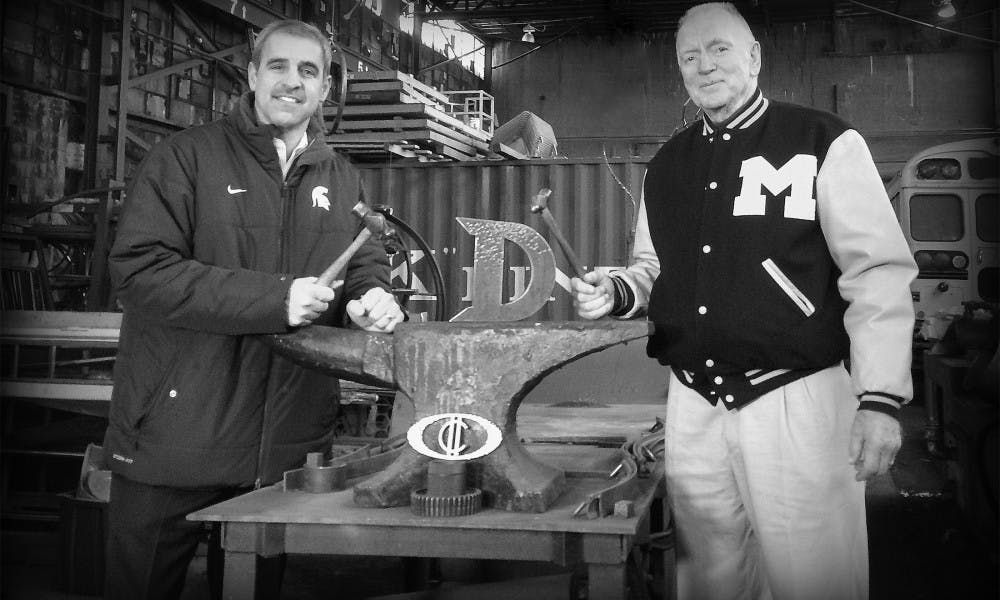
[263,326,396,389]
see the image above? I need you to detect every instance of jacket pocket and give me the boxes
[131,353,180,433]
[762,258,815,317]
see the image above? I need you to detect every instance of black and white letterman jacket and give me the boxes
[609,89,918,415]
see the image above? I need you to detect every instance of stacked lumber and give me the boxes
[344,70,449,111]
[325,70,520,163]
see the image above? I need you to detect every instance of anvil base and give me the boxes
[354,440,566,512]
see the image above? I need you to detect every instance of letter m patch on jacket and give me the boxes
[734,154,818,221]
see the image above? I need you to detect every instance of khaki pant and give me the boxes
[664,365,868,600]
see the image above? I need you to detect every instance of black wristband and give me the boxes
[608,275,635,317]
[858,391,904,417]
[609,276,625,315]
[858,401,900,417]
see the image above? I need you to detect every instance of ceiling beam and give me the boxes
[422,6,614,21]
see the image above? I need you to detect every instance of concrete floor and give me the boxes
[2,404,997,600]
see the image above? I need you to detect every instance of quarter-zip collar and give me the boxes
[274,133,310,180]
[229,92,336,177]
[702,88,768,135]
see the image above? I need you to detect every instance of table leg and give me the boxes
[924,354,945,455]
[658,497,676,600]
[588,562,627,600]
[403,556,434,591]
[654,530,677,600]
[223,550,257,600]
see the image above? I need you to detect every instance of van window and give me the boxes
[976,194,998,242]
[916,158,961,180]
[981,269,998,303]
[968,156,998,180]
[910,194,964,241]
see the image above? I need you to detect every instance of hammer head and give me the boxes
[529,188,552,214]
[352,201,393,238]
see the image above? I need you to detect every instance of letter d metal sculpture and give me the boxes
[449,217,556,322]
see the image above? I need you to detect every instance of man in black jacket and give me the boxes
[571,3,916,599]
[104,19,403,600]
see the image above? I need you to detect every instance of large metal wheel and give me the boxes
[374,205,449,322]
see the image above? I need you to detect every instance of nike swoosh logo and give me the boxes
[227,185,247,194]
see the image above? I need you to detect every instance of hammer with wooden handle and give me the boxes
[530,188,586,279]
[316,202,393,288]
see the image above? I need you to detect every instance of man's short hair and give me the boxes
[677,2,756,42]
[252,19,331,77]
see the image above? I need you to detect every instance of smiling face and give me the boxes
[248,31,330,144]
[676,5,760,123]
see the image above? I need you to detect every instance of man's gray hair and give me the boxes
[252,19,332,77]
[677,2,756,41]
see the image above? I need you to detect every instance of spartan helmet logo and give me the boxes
[311,186,330,211]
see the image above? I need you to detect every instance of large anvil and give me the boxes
[266,320,652,512]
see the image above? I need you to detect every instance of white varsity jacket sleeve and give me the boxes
[817,129,919,410]
[609,171,659,318]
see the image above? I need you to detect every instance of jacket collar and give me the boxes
[229,93,334,167]
[702,88,768,135]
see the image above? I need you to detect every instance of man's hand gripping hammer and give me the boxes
[530,188,586,279]
[316,202,393,289]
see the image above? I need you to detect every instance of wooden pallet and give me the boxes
[346,71,450,111]
[328,111,491,161]
[333,118,490,153]
[345,88,444,110]
[327,70,506,162]
[329,142,449,163]
[346,70,450,104]
[333,103,491,142]
[328,129,481,161]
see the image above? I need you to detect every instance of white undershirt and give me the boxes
[272,133,309,179]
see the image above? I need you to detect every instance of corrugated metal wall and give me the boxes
[359,158,649,321]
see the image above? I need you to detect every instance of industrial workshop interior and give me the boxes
[0,0,998,598]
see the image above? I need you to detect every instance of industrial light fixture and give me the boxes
[934,0,956,18]
[521,24,536,43]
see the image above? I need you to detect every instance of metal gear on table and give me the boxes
[410,487,483,517]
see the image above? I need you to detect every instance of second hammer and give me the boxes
[530,188,586,279]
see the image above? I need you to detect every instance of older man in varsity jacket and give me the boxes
[572,3,917,599]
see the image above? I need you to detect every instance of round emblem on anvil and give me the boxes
[407,413,503,461]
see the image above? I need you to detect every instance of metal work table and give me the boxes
[189,405,670,600]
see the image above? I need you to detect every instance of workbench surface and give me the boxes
[191,402,666,533]
[187,403,669,600]
[190,446,656,534]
